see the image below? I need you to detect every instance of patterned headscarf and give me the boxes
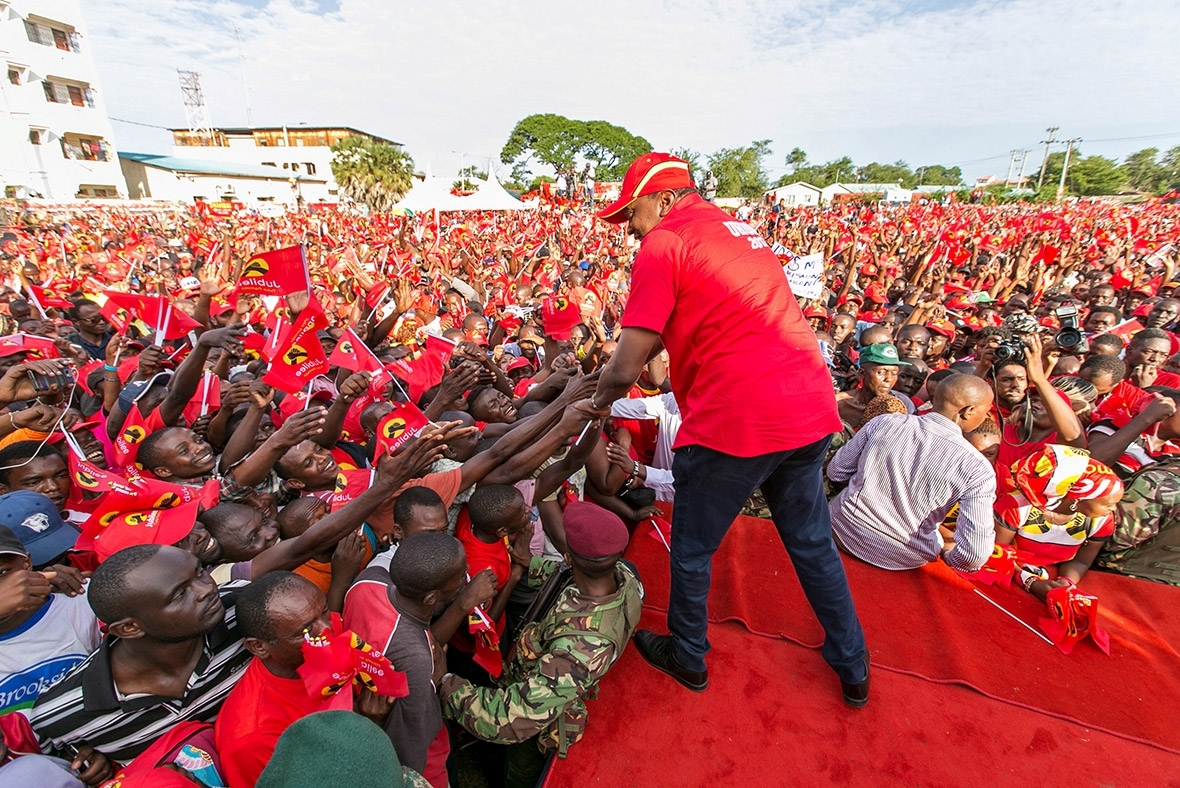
[1009,444,1124,509]
[860,394,908,428]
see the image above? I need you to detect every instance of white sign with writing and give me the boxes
[783,253,824,299]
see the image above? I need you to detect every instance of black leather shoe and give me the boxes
[633,630,708,692]
[840,655,870,708]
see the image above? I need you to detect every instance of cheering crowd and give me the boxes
[0,179,1178,788]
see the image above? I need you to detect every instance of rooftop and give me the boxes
[118,152,326,181]
[168,125,401,147]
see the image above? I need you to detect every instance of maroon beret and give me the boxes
[563,502,629,558]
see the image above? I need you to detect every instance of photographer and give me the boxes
[994,333,1086,495]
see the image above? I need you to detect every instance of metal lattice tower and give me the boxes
[177,70,214,143]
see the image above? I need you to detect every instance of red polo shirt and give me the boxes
[621,193,841,457]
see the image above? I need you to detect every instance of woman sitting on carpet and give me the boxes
[994,444,1124,600]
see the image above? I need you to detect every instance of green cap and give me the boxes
[257,711,414,788]
[858,343,912,367]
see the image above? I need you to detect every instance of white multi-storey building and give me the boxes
[0,0,124,198]
[170,125,401,201]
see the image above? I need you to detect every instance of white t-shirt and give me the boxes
[0,590,101,718]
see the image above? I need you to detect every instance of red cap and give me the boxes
[803,306,829,320]
[859,264,878,276]
[864,284,888,304]
[506,357,533,373]
[562,501,630,558]
[597,153,694,224]
[926,319,956,338]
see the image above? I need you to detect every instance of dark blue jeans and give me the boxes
[668,436,867,683]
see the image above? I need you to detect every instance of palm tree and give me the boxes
[330,137,415,211]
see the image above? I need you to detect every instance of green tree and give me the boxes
[707,139,772,198]
[452,165,487,192]
[782,156,854,188]
[913,165,963,187]
[1036,150,1124,198]
[329,137,415,211]
[1163,146,1180,190]
[1122,148,1167,194]
[856,160,913,186]
[785,147,808,173]
[671,147,702,174]
[1069,155,1124,195]
[500,114,652,182]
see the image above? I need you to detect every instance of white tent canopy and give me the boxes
[390,164,526,212]
[390,166,466,212]
[464,169,526,211]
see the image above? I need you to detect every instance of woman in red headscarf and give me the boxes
[994,443,1124,599]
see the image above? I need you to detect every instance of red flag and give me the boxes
[182,372,221,425]
[28,284,72,309]
[111,405,163,469]
[262,303,329,394]
[237,246,309,296]
[1098,318,1144,345]
[299,613,409,703]
[960,544,1019,589]
[318,468,375,512]
[468,604,503,677]
[540,295,581,340]
[1038,585,1111,655]
[374,401,429,457]
[98,299,132,333]
[104,291,201,341]
[328,328,383,374]
[388,335,453,404]
[647,517,673,552]
[0,333,60,360]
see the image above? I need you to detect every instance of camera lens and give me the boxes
[1056,327,1082,351]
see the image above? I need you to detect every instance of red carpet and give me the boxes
[544,514,1180,787]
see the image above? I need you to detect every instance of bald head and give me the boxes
[931,373,994,433]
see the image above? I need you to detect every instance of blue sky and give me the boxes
[85,0,1180,183]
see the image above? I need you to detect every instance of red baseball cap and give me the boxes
[597,153,694,224]
[864,284,888,304]
[803,306,830,320]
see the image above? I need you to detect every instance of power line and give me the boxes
[110,117,173,130]
[1082,131,1180,144]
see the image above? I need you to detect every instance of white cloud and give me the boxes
[84,0,1180,181]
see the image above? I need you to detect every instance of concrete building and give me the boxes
[764,181,821,207]
[0,0,124,198]
[821,182,914,205]
[169,125,400,200]
[119,152,329,206]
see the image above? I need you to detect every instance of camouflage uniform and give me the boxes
[440,561,644,756]
[1098,458,1180,584]
[403,768,433,788]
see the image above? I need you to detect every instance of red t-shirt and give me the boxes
[215,657,338,788]
[621,193,841,456]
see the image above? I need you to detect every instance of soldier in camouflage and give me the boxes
[438,502,643,784]
[1098,456,1180,584]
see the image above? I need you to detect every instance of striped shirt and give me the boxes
[828,412,996,571]
[28,582,251,763]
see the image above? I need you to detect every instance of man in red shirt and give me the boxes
[580,153,868,706]
[215,572,392,788]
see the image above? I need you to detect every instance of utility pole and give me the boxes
[1056,138,1080,202]
[1036,125,1059,192]
[233,24,253,127]
[1004,150,1018,188]
[1014,149,1031,190]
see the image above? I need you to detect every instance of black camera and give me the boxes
[1054,305,1088,354]
[993,338,1026,365]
